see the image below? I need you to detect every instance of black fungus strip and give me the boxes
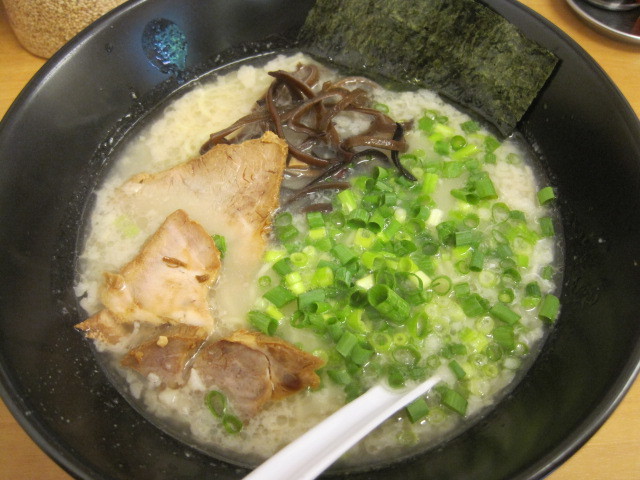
[302,203,334,213]
[390,123,417,182]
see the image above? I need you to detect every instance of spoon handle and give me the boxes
[244,375,440,480]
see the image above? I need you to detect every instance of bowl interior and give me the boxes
[0,1,639,479]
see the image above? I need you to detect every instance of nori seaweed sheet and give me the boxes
[298,0,558,135]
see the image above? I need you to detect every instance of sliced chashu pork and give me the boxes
[118,328,324,418]
[121,324,208,388]
[117,131,288,258]
[192,330,324,420]
[76,209,221,342]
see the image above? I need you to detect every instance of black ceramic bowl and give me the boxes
[1,1,639,479]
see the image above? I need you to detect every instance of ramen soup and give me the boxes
[75,53,562,469]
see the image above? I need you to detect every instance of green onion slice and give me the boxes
[212,234,227,258]
[368,285,410,324]
[489,303,521,325]
[247,310,279,335]
[205,390,227,419]
[392,345,422,366]
[406,397,430,423]
[263,285,296,308]
[537,186,556,205]
[439,387,468,416]
[430,276,452,296]
[539,294,560,322]
[222,414,243,434]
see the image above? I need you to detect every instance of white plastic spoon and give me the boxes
[244,374,441,480]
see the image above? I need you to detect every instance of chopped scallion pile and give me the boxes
[246,107,560,427]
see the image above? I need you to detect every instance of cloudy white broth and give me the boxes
[75,53,562,469]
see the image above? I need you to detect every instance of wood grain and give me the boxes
[0,1,638,479]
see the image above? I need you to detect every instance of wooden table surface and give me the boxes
[0,1,639,479]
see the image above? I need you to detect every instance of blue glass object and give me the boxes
[142,18,188,74]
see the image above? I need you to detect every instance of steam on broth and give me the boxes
[75,53,561,469]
